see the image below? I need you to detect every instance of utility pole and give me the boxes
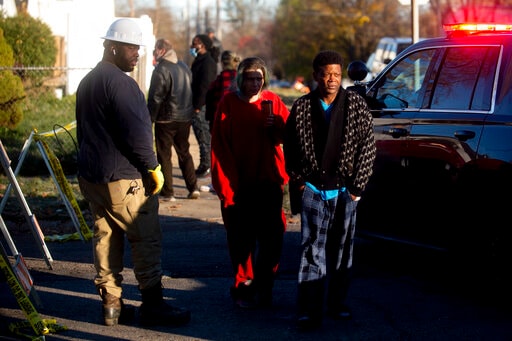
[154,0,161,36]
[196,0,201,34]
[216,0,221,39]
[186,0,192,66]
[129,0,134,17]
[412,0,419,42]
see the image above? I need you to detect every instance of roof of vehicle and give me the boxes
[361,25,512,91]
[390,5,512,50]
[386,21,512,64]
[377,37,416,43]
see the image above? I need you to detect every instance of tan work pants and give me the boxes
[78,177,162,298]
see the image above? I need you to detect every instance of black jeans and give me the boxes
[191,107,211,170]
[155,121,198,196]
[220,182,285,298]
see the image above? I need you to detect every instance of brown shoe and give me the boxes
[102,293,121,326]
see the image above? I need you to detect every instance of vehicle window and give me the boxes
[382,43,394,62]
[397,43,412,54]
[373,49,435,109]
[374,42,385,62]
[430,46,499,111]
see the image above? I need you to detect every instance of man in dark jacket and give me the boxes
[148,38,200,202]
[76,19,190,327]
[190,34,218,178]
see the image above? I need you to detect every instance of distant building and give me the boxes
[0,0,155,95]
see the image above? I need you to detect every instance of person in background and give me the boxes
[293,76,311,94]
[205,50,241,132]
[148,38,200,202]
[283,50,376,330]
[75,19,191,328]
[190,34,218,178]
[211,57,289,309]
[206,26,223,71]
[201,50,241,194]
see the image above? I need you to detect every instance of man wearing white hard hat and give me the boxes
[75,18,191,327]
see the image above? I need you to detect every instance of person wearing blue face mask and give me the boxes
[189,46,198,58]
[190,34,217,178]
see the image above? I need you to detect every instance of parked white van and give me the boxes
[366,37,420,80]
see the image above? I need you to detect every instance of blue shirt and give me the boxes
[305,182,346,201]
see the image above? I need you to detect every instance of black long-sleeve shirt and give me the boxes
[76,61,158,183]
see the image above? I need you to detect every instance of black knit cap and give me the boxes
[196,34,213,50]
[312,50,344,71]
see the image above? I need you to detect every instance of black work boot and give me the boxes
[230,281,256,309]
[297,280,325,330]
[139,282,191,327]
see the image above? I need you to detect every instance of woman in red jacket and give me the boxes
[211,57,289,309]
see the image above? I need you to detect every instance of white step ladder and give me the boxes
[0,138,53,269]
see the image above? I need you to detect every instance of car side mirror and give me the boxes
[347,60,369,82]
[347,60,369,97]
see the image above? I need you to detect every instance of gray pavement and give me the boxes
[1,136,511,340]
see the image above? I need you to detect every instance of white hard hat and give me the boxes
[101,18,144,46]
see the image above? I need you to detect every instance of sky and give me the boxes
[142,0,428,13]
[183,0,427,11]
[399,0,429,5]
[164,0,429,18]
[169,0,279,14]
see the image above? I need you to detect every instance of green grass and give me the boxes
[1,91,77,176]
[0,171,87,238]
[1,91,82,228]
[271,86,302,108]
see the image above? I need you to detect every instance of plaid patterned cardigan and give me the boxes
[283,87,376,197]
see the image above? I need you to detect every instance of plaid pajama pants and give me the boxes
[298,185,358,283]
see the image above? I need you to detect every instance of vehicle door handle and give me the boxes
[453,130,476,142]
[386,127,408,138]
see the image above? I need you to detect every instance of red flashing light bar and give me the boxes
[443,23,512,32]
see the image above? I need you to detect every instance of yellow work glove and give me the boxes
[148,164,164,195]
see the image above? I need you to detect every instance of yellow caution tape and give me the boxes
[9,319,68,335]
[7,323,46,341]
[0,252,50,336]
[35,121,77,138]
[33,136,92,241]
[44,232,83,242]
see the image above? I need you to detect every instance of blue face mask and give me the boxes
[189,48,198,58]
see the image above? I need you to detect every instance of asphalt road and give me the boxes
[1,136,511,340]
